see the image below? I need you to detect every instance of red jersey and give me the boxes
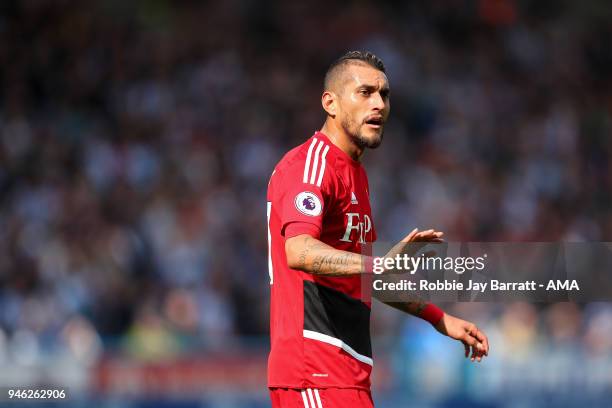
[266,131,377,390]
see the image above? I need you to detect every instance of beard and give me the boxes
[341,115,384,149]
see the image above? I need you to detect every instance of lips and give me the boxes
[364,115,383,128]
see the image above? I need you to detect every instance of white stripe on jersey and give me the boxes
[301,390,309,407]
[316,145,329,187]
[303,138,318,183]
[314,389,323,408]
[303,329,374,366]
[309,141,324,184]
[306,388,316,408]
[303,138,329,187]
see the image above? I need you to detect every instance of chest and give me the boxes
[324,167,375,245]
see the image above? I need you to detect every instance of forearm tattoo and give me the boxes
[298,236,363,276]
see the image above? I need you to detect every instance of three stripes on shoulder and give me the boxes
[304,138,329,187]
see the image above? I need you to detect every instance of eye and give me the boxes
[359,89,370,96]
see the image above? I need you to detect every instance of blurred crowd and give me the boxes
[0,0,611,397]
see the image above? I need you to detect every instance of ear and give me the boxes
[321,91,337,117]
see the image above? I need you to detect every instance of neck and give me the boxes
[320,119,364,161]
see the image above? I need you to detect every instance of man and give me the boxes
[266,51,489,407]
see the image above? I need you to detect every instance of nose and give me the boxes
[371,91,385,111]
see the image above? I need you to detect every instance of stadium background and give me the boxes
[1,0,611,407]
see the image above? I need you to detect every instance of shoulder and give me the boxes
[273,136,339,189]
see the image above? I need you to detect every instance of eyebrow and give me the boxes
[357,84,390,95]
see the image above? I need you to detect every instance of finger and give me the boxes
[476,344,487,362]
[463,333,478,362]
[474,329,489,356]
[465,330,486,362]
[471,344,478,362]
[415,230,444,242]
[468,339,484,362]
[401,228,419,243]
[415,229,435,238]
[461,331,478,349]
[387,229,419,258]
[475,338,485,362]
[461,340,469,358]
[475,342,485,362]
[414,234,436,242]
[479,331,489,356]
[470,327,488,355]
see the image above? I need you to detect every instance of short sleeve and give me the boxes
[284,221,321,239]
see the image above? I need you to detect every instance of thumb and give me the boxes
[401,228,419,242]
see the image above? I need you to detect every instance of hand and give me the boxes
[400,227,444,244]
[435,313,490,362]
[384,228,444,261]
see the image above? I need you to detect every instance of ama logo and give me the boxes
[295,191,322,216]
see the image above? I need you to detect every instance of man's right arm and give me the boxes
[285,234,369,277]
[285,228,444,277]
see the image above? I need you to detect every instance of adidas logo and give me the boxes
[351,192,358,205]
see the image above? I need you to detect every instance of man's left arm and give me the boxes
[378,300,490,362]
[370,227,490,362]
